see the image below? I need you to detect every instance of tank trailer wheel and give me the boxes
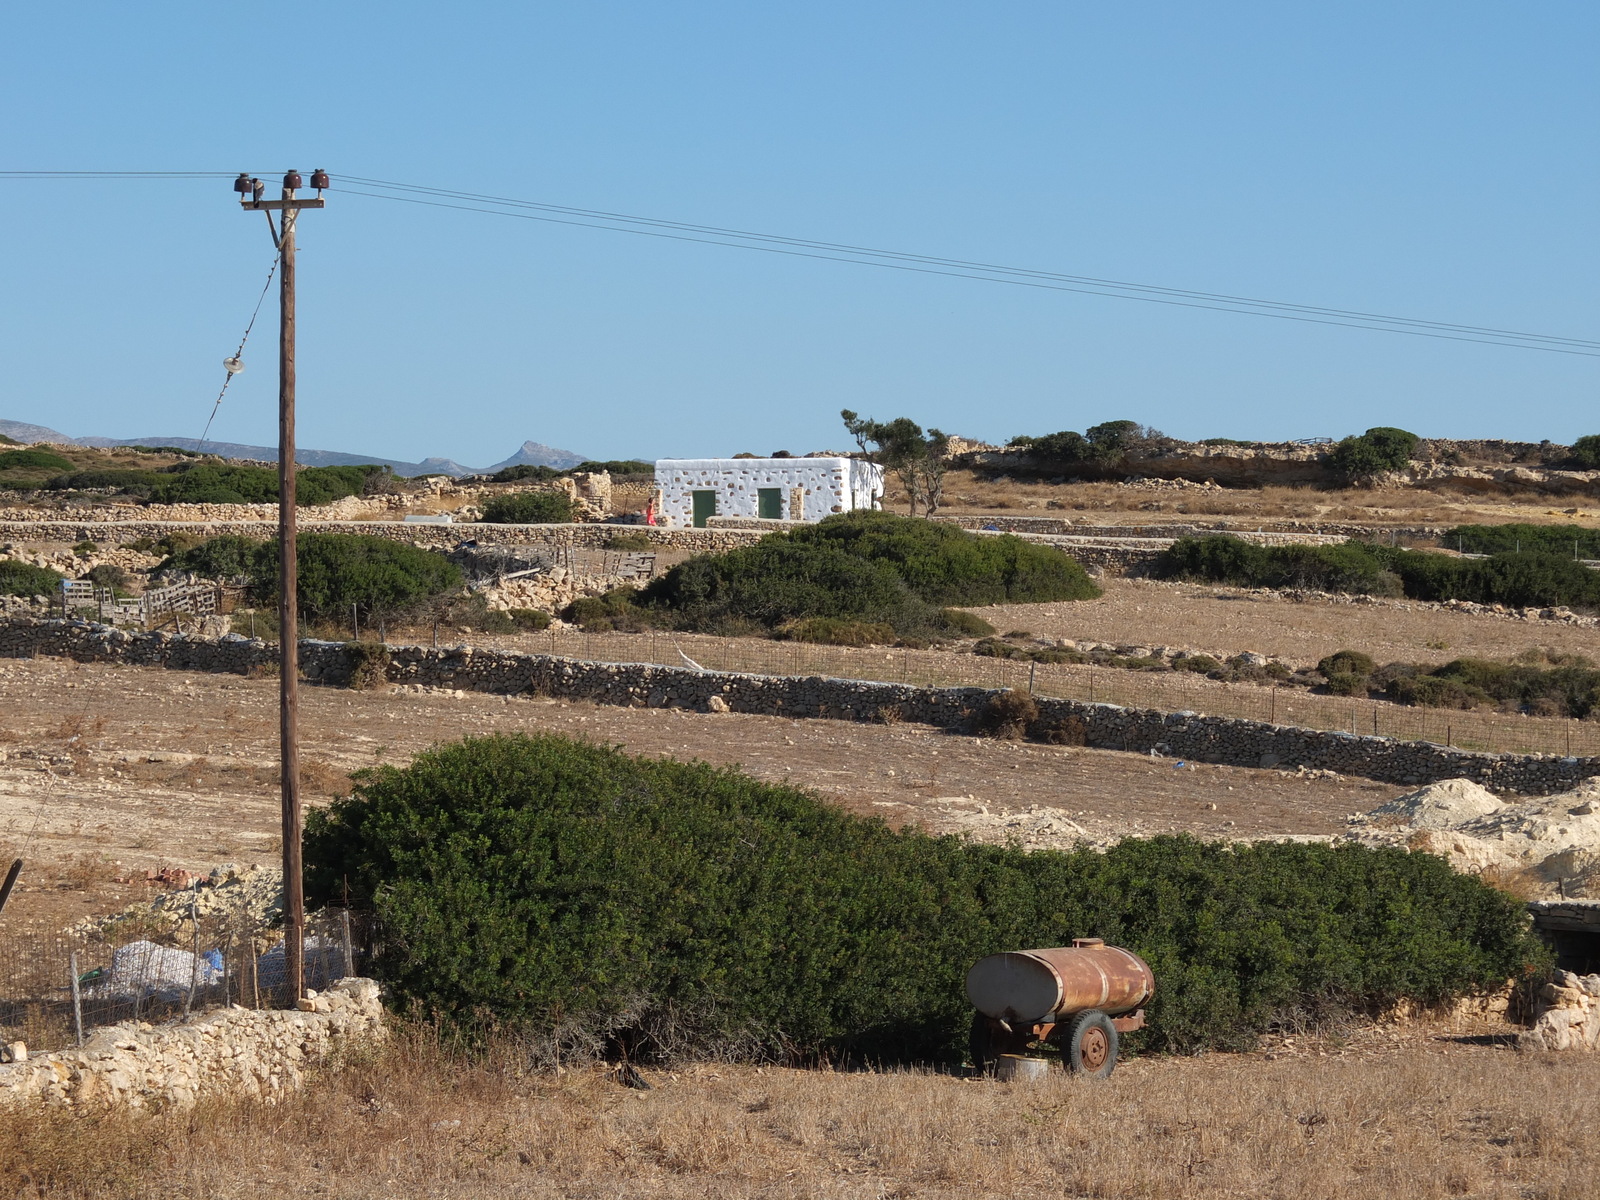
[1060,1009,1119,1079]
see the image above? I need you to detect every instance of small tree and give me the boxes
[1571,434,1600,470]
[839,411,950,516]
[1328,427,1418,484]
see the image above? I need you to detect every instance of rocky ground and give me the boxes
[974,575,1600,670]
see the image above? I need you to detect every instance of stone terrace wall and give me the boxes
[5,618,1598,795]
[0,518,767,553]
[0,977,383,1109]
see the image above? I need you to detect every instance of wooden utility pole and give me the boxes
[235,169,328,1003]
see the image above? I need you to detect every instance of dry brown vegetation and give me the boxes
[888,468,1600,529]
[0,1022,1588,1199]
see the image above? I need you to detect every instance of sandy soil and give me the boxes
[977,576,1600,668]
[0,657,1393,930]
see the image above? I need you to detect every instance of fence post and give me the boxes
[248,935,260,1010]
[183,887,201,1016]
[69,950,84,1047]
[1028,660,1036,695]
[341,909,354,979]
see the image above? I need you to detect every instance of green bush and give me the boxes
[343,641,392,690]
[161,533,461,622]
[1327,427,1418,483]
[1008,420,1157,467]
[295,465,394,506]
[263,534,463,623]
[42,469,162,495]
[1154,535,1600,611]
[304,734,1544,1062]
[508,608,551,632]
[0,449,75,473]
[642,512,1096,641]
[605,530,655,551]
[158,534,264,580]
[1377,656,1600,719]
[938,609,997,638]
[563,587,653,632]
[0,560,65,598]
[1570,435,1600,470]
[140,461,384,506]
[148,462,279,504]
[1445,523,1600,559]
[85,563,128,593]
[777,617,897,646]
[481,491,576,524]
[1318,650,1375,679]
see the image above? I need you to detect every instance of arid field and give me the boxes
[1,1020,1588,1200]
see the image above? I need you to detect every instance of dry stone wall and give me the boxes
[0,518,767,553]
[0,977,383,1109]
[5,617,1598,794]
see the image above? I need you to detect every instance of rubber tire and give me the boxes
[1060,1009,1119,1079]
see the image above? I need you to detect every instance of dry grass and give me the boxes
[0,1026,1590,1199]
[909,469,1600,529]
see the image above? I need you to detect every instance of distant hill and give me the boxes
[0,419,585,478]
[484,440,587,472]
[0,419,75,445]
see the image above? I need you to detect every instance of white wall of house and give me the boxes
[654,457,885,527]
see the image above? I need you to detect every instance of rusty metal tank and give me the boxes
[965,939,1155,1024]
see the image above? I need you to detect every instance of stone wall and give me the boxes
[6,617,1598,795]
[0,518,769,553]
[0,977,383,1109]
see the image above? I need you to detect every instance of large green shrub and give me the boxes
[1445,523,1600,559]
[256,533,462,622]
[481,491,576,524]
[0,560,65,598]
[142,461,385,506]
[42,469,163,495]
[0,449,75,473]
[159,533,461,622]
[1327,427,1418,482]
[304,734,1542,1062]
[148,463,279,504]
[158,534,265,580]
[1570,435,1600,470]
[1155,534,1600,610]
[642,511,1097,640]
[1008,420,1157,467]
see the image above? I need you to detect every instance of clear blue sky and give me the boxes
[4,2,1595,465]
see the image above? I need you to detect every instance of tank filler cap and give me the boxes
[1071,937,1105,948]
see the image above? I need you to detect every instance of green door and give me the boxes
[692,490,718,528]
[757,487,783,519]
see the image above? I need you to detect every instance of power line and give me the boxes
[342,174,1600,351]
[6,169,1597,356]
[333,182,1600,357]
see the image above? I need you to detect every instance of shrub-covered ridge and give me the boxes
[1155,534,1600,610]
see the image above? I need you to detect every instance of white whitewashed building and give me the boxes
[654,457,885,527]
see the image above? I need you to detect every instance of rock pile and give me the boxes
[71,864,284,938]
[1519,970,1600,1052]
[0,977,384,1109]
[1349,777,1600,896]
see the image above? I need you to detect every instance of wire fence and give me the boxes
[0,908,370,1054]
[460,627,1600,760]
